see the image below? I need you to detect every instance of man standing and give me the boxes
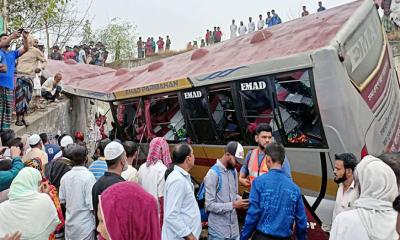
[215,27,222,43]
[238,21,247,36]
[89,138,111,180]
[162,144,201,240]
[302,6,310,17]
[121,141,138,182]
[42,73,62,102]
[257,14,264,30]
[317,1,326,12]
[239,123,291,188]
[23,134,49,169]
[92,141,127,227]
[205,141,249,240]
[266,12,272,27]
[78,45,86,64]
[271,10,282,26]
[50,46,63,60]
[59,144,96,240]
[248,17,255,33]
[166,36,171,51]
[0,31,29,130]
[230,20,238,39]
[241,143,307,240]
[212,27,218,44]
[40,133,61,163]
[137,37,144,58]
[332,153,359,221]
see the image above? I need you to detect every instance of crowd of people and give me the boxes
[0,30,64,129]
[136,36,172,59]
[0,121,399,240]
[49,41,109,67]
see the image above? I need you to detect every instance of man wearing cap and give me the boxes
[23,134,48,169]
[53,135,74,160]
[204,141,249,240]
[91,141,127,228]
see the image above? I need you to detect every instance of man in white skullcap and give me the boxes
[91,141,128,229]
[22,134,48,169]
[53,135,74,160]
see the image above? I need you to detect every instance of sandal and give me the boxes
[15,121,24,126]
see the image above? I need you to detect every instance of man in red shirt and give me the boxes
[216,27,223,43]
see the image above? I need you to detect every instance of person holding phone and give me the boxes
[204,141,249,240]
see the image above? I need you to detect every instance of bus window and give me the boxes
[208,88,243,142]
[149,94,187,142]
[274,70,325,146]
[180,89,218,143]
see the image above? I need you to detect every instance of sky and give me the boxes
[77,0,356,51]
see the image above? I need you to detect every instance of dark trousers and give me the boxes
[42,86,62,101]
[253,231,291,240]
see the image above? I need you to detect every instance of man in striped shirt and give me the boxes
[89,138,111,180]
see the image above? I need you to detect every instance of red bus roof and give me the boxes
[47,0,363,101]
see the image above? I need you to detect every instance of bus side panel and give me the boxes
[311,48,375,158]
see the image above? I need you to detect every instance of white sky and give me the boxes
[77,0,356,51]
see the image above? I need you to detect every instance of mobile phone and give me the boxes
[242,191,250,199]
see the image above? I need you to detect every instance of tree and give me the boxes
[96,18,137,61]
[81,19,94,45]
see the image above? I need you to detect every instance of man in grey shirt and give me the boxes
[204,141,249,240]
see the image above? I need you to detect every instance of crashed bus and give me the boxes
[47,0,400,238]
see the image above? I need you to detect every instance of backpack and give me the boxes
[196,163,236,222]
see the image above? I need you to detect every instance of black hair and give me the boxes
[0,33,8,39]
[0,129,16,147]
[335,153,358,172]
[165,144,192,180]
[394,195,400,212]
[0,159,12,170]
[380,152,400,187]
[97,138,111,157]
[265,143,285,164]
[255,123,272,135]
[122,141,138,158]
[30,142,42,149]
[39,133,48,144]
[10,137,23,150]
[70,144,88,166]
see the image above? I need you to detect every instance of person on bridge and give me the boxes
[238,21,247,36]
[248,17,256,33]
[257,14,264,30]
[330,155,398,240]
[239,123,291,188]
[240,143,307,240]
[230,20,238,39]
[332,153,359,221]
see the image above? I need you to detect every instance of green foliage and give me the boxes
[81,19,93,45]
[96,18,137,60]
[7,0,67,32]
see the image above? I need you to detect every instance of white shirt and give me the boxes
[162,166,201,240]
[238,25,247,36]
[332,181,359,221]
[138,161,167,200]
[248,21,255,33]
[59,166,96,240]
[42,77,60,92]
[122,165,138,182]
[78,49,86,64]
[257,19,265,30]
[330,210,370,240]
[230,24,238,39]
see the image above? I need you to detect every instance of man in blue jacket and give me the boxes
[240,143,307,240]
